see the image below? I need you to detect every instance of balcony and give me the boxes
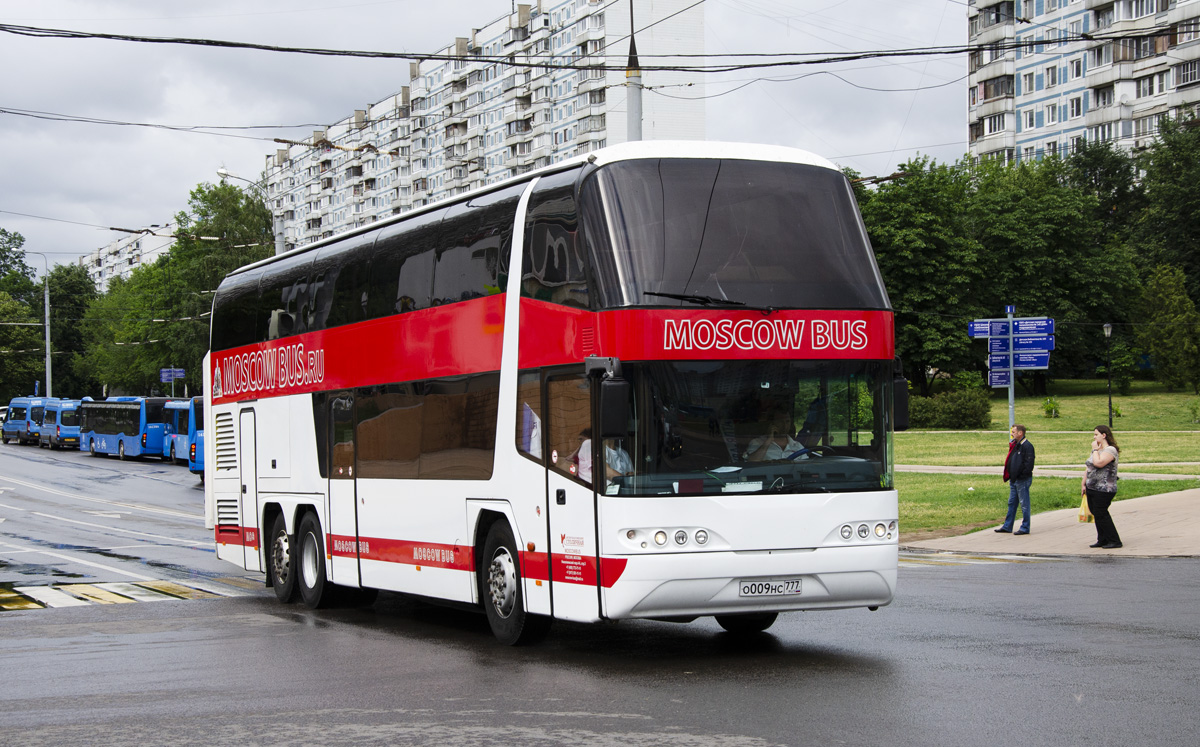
[974,21,1015,47]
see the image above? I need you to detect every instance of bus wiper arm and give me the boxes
[644,291,746,307]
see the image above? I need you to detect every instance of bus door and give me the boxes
[326,393,360,586]
[544,370,602,623]
[239,410,262,571]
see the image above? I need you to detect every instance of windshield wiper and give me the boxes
[644,291,746,307]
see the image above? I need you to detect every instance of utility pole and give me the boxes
[626,0,642,141]
[24,251,52,398]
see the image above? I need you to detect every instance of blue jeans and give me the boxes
[1002,477,1032,532]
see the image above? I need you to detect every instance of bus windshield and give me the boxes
[580,158,889,310]
[605,360,892,496]
[60,410,80,427]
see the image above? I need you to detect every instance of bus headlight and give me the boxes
[857,524,870,539]
[694,530,708,545]
[874,523,887,538]
[674,530,688,545]
[840,525,853,540]
[654,531,668,546]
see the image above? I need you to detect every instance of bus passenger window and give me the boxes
[516,371,542,462]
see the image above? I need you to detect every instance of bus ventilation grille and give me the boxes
[214,412,237,472]
[216,497,240,529]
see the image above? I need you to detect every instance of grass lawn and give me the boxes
[983,379,1200,431]
[896,430,1200,466]
[896,472,1200,538]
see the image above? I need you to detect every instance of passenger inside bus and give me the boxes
[571,428,633,484]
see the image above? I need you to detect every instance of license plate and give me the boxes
[738,578,802,597]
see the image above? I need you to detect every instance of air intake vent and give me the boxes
[215,412,237,472]
[216,497,240,530]
[581,325,595,355]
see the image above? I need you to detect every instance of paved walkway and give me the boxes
[903,485,1200,558]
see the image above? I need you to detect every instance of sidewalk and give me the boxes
[903,487,1200,558]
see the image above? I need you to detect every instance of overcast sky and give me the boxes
[0,0,967,274]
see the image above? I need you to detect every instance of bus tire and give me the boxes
[480,520,550,646]
[1,437,7,445]
[267,513,298,603]
[167,445,176,463]
[715,612,778,634]
[88,439,98,456]
[118,441,126,460]
[297,512,333,609]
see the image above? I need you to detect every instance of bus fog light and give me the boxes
[626,530,637,540]
[674,530,688,545]
[654,531,667,546]
[694,530,708,545]
[840,525,853,540]
[857,524,870,539]
[889,520,897,532]
[874,523,886,538]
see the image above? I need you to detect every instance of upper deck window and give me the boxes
[579,159,889,311]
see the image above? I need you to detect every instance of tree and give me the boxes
[1139,115,1200,304]
[860,158,985,395]
[0,291,41,401]
[1064,138,1144,241]
[48,264,101,398]
[0,227,37,308]
[1138,265,1200,393]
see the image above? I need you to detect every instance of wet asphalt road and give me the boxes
[2,443,1199,746]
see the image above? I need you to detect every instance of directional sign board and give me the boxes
[988,336,1056,353]
[1012,352,1050,369]
[969,317,1054,338]
[968,320,1010,338]
[1012,318,1054,335]
[159,368,186,382]
[988,370,1011,388]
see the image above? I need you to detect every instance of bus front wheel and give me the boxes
[715,612,778,634]
[267,513,297,603]
[297,513,333,609]
[118,441,126,460]
[480,520,550,646]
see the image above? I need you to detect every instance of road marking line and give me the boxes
[136,580,220,599]
[0,474,202,521]
[30,512,208,546]
[0,587,44,610]
[58,584,138,604]
[95,582,178,602]
[0,502,24,510]
[13,586,89,607]
[216,576,265,591]
[0,540,156,581]
[181,578,248,597]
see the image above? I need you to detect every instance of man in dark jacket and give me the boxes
[996,424,1035,535]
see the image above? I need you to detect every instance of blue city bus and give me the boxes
[79,397,171,459]
[162,399,191,463]
[2,396,51,445]
[39,399,82,450]
[185,397,205,481]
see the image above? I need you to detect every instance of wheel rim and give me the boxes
[487,547,518,619]
[272,531,291,586]
[301,531,320,589]
[119,442,124,457]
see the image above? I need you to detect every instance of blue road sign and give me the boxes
[989,370,1011,388]
[989,335,1056,353]
[1012,352,1051,369]
[1012,318,1054,335]
[1005,305,1016,314]
[988,353,1011,369]
[160,368,186,382]
[969,320,1010,337]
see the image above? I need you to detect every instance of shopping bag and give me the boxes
[1078,494,1094,524]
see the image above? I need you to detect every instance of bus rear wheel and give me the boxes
[297,513,333,609]
[118,441,126,460]
[267,513,297,603]
[480,520,550,646]
[715,612,778,634]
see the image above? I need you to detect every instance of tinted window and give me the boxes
[44,410,57,426]
[522,167,588,307]
[211,270,263,351]
[60,410,80,427]
[31,407,44,423]
[259,253,313,340]
[515,370,542,462]
[436,183,524,305]
[580,159,890,310]
[369,207,446,317]
[313,230,379,330]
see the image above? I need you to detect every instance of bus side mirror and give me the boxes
[598,378,631,439]
[893,375,910,432]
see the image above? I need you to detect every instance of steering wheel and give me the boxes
[785,445,836,460]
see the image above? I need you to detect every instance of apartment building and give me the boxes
[77,226,174,292]
[263,0,705,253]
[967,0,1200,163]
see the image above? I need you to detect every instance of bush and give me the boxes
[908,389,992,429]
[1042,395,1061,418]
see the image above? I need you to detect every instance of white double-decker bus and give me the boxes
[204,141,907,644]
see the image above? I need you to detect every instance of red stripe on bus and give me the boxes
[518,299,895,368]
[215,525,259,549]
[211,295,506,405]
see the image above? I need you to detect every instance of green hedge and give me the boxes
[909,389,992,429]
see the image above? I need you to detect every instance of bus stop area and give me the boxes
[901,464,1200,558]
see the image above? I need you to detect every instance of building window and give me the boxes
[1070,135,1086,153]
[1136,75,1154,98]
[1023,146,1036,161]
[1046,141,1059,158]
[1024,109,1036,129]
[1090,42,1113,68]
[986,113,1007,134]
[1134,113,1164,137]
[1022,71,1035,92]
[1178,60,1200,88]
[1045,65,1058,88]
[1091,122,1115,142]
[1045,103,1059,125]
[1070,58,1083,80]
[1177,19,1200,45]
[1094,86,1115,107]
[1069,97,1083,118]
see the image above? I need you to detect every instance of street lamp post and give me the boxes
[1103,323,1113,428]
[22,251,52,398]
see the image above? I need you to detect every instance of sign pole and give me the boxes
[1006,305,1015,428]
